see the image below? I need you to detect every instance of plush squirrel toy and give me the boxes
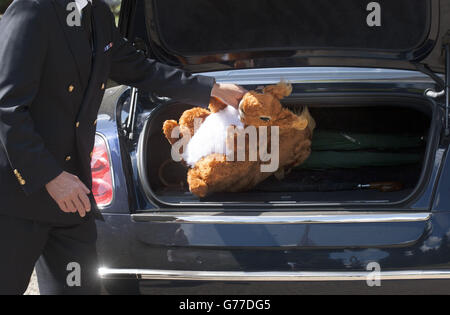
[163,82,315,197]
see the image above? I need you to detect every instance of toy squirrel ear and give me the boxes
[208,97,228,113]
[263,81,292,100]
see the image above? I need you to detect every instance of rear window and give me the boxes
[148,0,431,55]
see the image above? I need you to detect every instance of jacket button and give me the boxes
[68,85,75,93]
[19,179,26,186]
[76,121,80,128]
[65,156,72,161]
[101,83,105,90]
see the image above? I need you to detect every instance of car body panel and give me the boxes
[95,66,450,294]
[96,212,450,272]
[96,211,450,294]
[95,86,131,214]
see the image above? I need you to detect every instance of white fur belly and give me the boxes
[182,105,244,167]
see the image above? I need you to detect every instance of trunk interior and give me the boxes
[140,95,433,206]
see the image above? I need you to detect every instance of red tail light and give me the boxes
[91,134,113,207]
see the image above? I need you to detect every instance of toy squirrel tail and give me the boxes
[301,107,316,134]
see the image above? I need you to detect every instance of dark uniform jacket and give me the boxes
[0,0,215,225]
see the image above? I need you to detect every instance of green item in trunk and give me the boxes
[297,151,422,170]
[312,130,424,151]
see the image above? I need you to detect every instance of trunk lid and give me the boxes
[137,0,448,75]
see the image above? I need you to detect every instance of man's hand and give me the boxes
[211,83,247,108]
[45,171,91,218]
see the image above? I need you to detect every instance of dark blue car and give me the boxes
[93,0,450,294]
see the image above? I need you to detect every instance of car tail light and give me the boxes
[91,134,113,207]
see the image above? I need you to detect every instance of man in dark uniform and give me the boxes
[0,0,246,294]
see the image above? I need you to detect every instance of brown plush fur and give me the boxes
[162,82,315,197]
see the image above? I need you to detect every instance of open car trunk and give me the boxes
[122,0,448,207]
[137,93,436,207]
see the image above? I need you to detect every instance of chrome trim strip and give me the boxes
[203,67,441,86]
[131,212,431,225]
[98,268,450,281]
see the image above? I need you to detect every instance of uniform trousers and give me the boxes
[0,214,99,295]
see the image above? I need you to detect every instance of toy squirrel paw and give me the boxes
[189,178,209,198]
[162,120,180,145]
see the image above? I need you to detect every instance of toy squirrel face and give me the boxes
[238,82,306,129]
[238,92,280,126]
